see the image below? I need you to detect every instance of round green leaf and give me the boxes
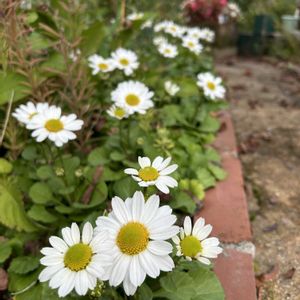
[9,256,40,275]
[0,158,13,174]
[29,182,53,204]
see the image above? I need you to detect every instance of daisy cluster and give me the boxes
[39,156,222,297]
[13,102,84,147]
[88,48,139,76]
[153,20,215,57]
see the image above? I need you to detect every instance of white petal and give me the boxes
[138,156,151,168]
[82,222,93,244]
[71,223,80,244]
[111,196,130,223]
[148,241,173,255]
[58,271,76,297]
[197,257,211,265]
[129,255,146,287]
[124,168,139,175]
[184,217,192,236]
[196,224,213,240]
[49,267,70,289]
[157,157,171,171]
[152,156,164,168]
[141,194,160,225]
[39,264,64,282]
[109,254,131,286]
[152,255,174,272]
[150,226,179,240]
[159,164,178,175]
[155,181,170,194]
[40,247,61,256]
[131,191,144,221]
[49,236,68,253]
[40,255,64,266]
[123,273,138,296]
[61,227,75,247]
[139,251,160,278]
[192,217,205,236]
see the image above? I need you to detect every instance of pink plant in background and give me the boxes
[183,0,228,25]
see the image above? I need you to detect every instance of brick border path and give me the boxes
[195,111,257,300]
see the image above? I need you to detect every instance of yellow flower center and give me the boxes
[117,222,149,255]
[125,94,140,106]
[180,236,202,258]
[207,82,216,91]
[170,26,177,32]
[28,112,37,120]
[188,42,195,48]
[120,58,129,66]
[45,119,64,132]
[138,166,159,181]
[164,49,171,54]
[64,243,93,271]
[98,63,108,70]
[114,107,126,119]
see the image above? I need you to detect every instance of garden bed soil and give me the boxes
[215,48,300,300]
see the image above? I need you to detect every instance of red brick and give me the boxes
[213,112,238,154]
[197,154,252,242]
[214,249,257,300]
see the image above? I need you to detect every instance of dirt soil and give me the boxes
[215,49,300,300]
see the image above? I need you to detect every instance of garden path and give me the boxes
[215,49,300,300]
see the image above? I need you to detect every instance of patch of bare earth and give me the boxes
[215,49,300,300]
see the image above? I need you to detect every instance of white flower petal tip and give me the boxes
[124,156,178,194]
[39,222,112,297]
[95,192,178,296]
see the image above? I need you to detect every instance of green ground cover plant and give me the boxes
[0,1,227,299]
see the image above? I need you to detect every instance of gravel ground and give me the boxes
[215,49,300,300]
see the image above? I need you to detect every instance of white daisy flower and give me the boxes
[96,192,179,296]
[198,28,215,43]
[182,37,203,55]
[111,81,154,115]
[127,12,144,21]
[154,20,169,32]
[12,101,49,125]
[125,156,178,194]
[39,222,112,297]
[164,81,180,96]
[172,216,223,264]
[27,105,84,147]
[197,72,226,100]
[141,20,153,29]
[69,49,81,62]
[107,105,129,120]
[88,54,116,75]
[186,27,203,40]
[228,3,241,19]
[111,48,139,76]
[157,43,178,58]
[164,21,185,38]
[153,35,168,46]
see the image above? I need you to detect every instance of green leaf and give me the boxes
[36,166,55,180]
[28,205,58,223]
[16,284,43,300]
[0,242,12,263]
[0,72,30,105]
[208,164,227,181]
[9,256,40,275]
[80,21,106,55]
[29,182,53,204]
[0,180,37,232]
[200,115,220,133]
[28,32,50,51]
[113,177,139,199]
[110,151,126,161]
[136,283,153,300]
[8,268,40,293]
[60,156,80,184]
[0,158,13,174]
[22,145,38,161]
[88,147,109,166]
[171,191,196,214]
[155,265,224,300]
[196,169,216,189]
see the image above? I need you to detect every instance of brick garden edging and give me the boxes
[195,111,257,300]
